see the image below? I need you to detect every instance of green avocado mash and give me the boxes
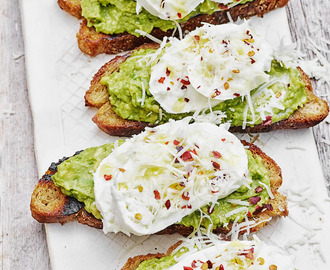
[136,246,188,270]
[81,0,253,36]
[101,48,307,126]
[52,142,124,219]
[51,143,270,231]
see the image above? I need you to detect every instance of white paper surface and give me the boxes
[20,1,330,269]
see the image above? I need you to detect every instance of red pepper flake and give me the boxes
[184,97,190,103]
[119,168,126,173]
[211,190,219,194]
[213,89,221,97]
[191,149,197,155]
[249,196,261,205]
[173,140,180,145]
[165,199,171,209]
[181,85,187,90]
[104,174,112,181]
[182,151,193,161]
[158,77,165,84]
[241,247,254,260]
[219,265,224,270]
[197,85,201,89]
[177,12,182,19]
[167,87,171,91]
[247,211,253,218]
[191,260,197,268]
[252,205,263,215]
[208,206,214,214]
[200,57,203,61]
[166,67,171,76]
[206,260,213,268]
[194,35,200,42]
[218,3,228,10]
[182,192,190,201]
[165,141,169,145]
[262,115,272,125]
[255,186,263,193]
[212,151,222,158]
[222,40,228,45]
[154,190,160,200]
[263,203,273,211]
[212,161,221,170]
[182,205,192,209]
[180,78,190,86]
[221,138,226,142]
[183,267,193,270]
[233,93,240,97]
[250,58,256,64]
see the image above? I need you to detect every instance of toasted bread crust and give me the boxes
[121,241,182,270]
[30,141,288,235]
[58,0,290,56]
[85,49,329,136]
[85,43,159,108]
[30,160,103,229]
[58,0,82,19]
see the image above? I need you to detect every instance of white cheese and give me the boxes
[149,22,273,114]
[94,120,249,236]
[169,238,295,269]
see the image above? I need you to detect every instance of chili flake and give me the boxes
[165,200,171,209]
[158,77,165,84]
[182,192,190,201]
[212,151,222,158]
[104,174,112,181]
[212,161,221,170]
[154,190,160,200]
[262,115,272,125]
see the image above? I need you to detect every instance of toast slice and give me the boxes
[30,141,288,236]
[121,241,182,270]
[84,44,329,137]
[58,0,290,56]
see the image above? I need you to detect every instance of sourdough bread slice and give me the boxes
[84,44,329,137]
[58,0,290,56]
[121,241,182,270]
[30,141,288,236]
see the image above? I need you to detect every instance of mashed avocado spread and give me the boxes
[52,143,271,229]
[137,247,188,270]
[80,0,253,36]
[101,48,307,126]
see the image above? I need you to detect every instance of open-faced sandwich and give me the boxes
[85,22,329,136]
[58,0,290,55]
[122,238,295,269]
[31,120,288,237]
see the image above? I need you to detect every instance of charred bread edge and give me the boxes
[121,241,182,270]
[85,45,329,136]
[58,0,290,56]
[30,141,288,234]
